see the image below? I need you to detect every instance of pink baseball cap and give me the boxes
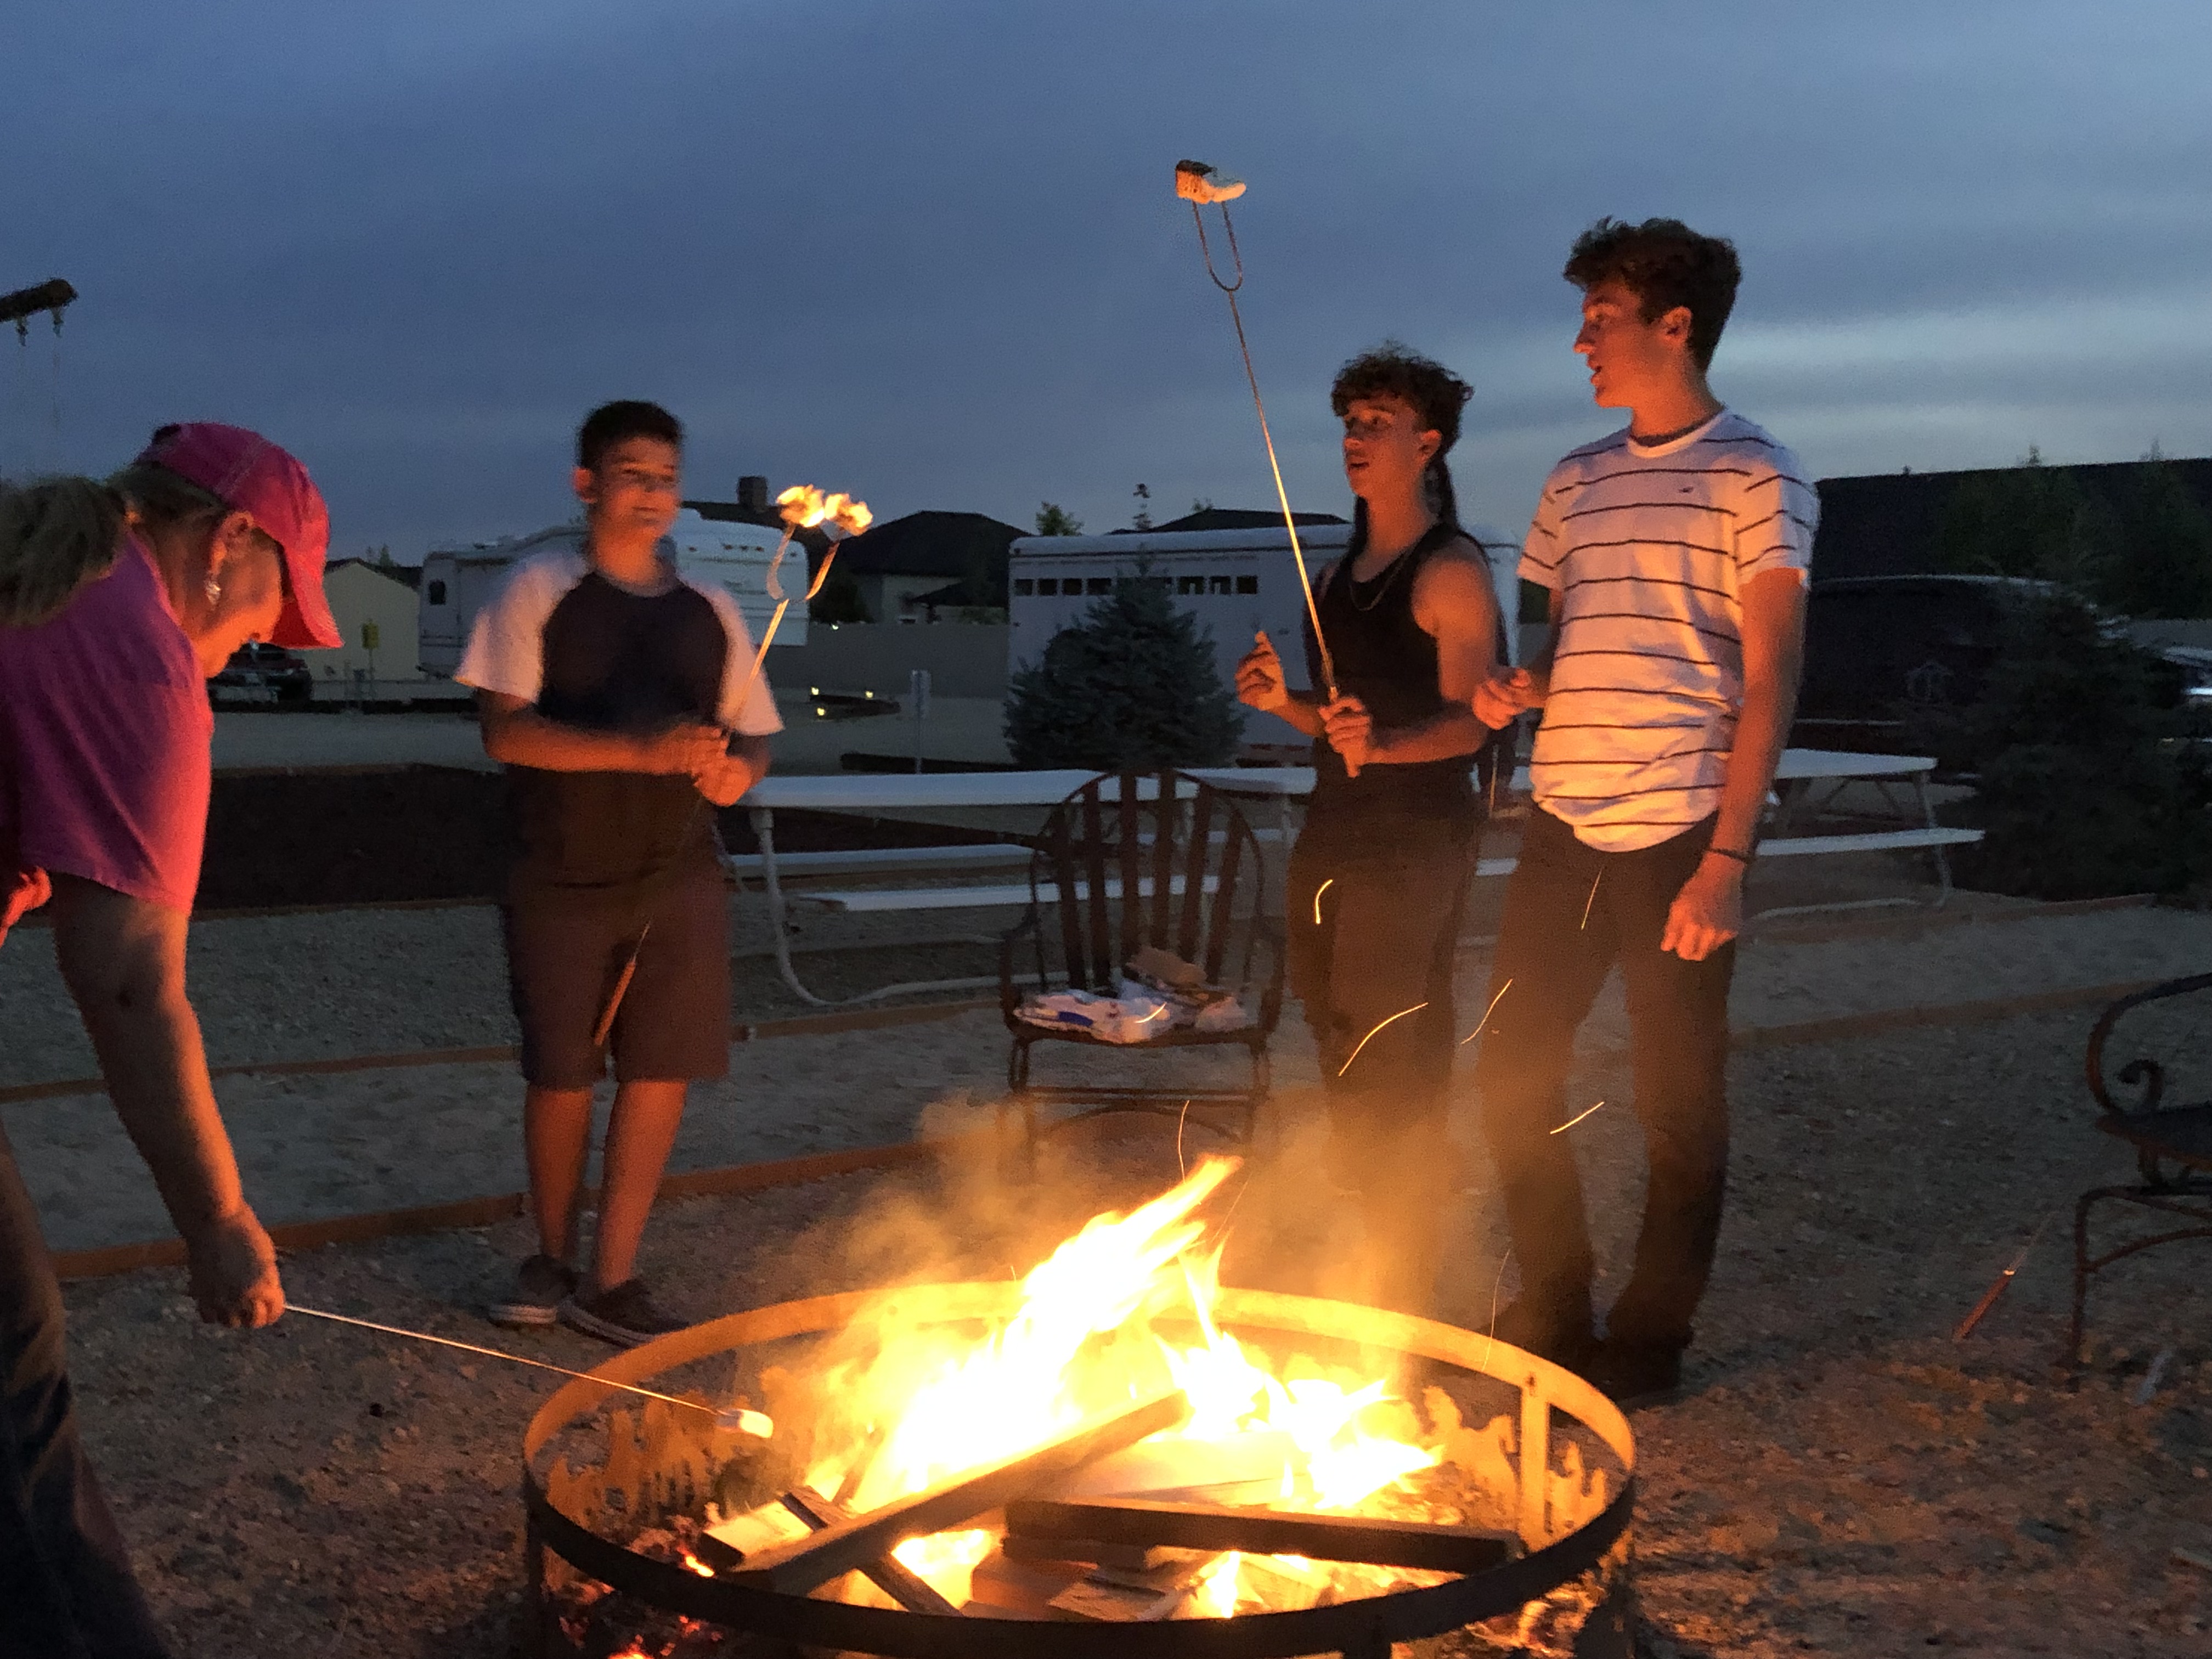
[135,422,341,649]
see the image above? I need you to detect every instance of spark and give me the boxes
[1580,868,1604,930]
[1458,977,1513,1046]
[1480,1250,1514,1373]
[1176,1099,1191,1178]
[1336,1001,1428,1078]
[1548,1099,1607,1135]
[1311,877,1334,927]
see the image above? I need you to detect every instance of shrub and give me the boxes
[1003,574,1243,770]
[1914,590,2212,898]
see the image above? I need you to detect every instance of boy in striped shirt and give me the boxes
[1470,218,1815,1405]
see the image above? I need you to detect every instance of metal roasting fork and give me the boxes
[288,1305,767,1432]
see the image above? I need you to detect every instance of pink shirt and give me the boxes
[0,537,212,935]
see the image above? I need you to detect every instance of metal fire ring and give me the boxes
[521,1284,1636,1659]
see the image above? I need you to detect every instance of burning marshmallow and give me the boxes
[1175,159,1245,204]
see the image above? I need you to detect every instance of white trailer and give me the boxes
[417,509,800,677]
[1007,523,1520,751]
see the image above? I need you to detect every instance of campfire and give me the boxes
[521,1157,1635,1658]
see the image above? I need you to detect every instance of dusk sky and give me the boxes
[5,2,2206,558]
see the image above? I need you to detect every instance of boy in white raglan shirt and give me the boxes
[1471,218,1816,1406]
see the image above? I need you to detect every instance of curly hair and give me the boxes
[1330,343,1475,532]
[577,399,684,472]
[1564,217,1741,370]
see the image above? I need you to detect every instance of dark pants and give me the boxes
[1286,814,1478,1313]
[1474,807,1735,1352]
[503,866,732,1089]
[0,1122,171,1659]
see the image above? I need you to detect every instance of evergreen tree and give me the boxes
[1936,452,2112,594]
[1034,503,1083,536]
[1003,574,1243,769]
[2102,459,2212,619]
[1915,589,2211,898]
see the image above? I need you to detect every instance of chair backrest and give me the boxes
[1029,770,1271,998]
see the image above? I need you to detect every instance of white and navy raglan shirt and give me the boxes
[1520,410,1818,853]
[457,544,782,891]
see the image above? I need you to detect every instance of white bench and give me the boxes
[738,753,1976,1003]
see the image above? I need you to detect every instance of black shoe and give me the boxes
[1585,1337,1684,1410]
[559,1279,692,1347]
[487,1254,577,1328]
[1482,1297,1596,1373]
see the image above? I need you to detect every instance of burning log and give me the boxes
[778,1488,962,1616]
[1004,1495,1514,1575]
[724,1392,1191,1595]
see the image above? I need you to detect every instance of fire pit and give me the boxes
[520,1164,1635,1658]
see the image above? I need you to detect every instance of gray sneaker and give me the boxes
[558,1279,691,1347]
[487,1254,576,1328]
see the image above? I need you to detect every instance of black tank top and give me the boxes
[1302,521,1488,836]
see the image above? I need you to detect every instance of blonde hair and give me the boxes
[0,463,230,627]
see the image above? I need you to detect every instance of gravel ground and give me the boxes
[58,996,2212,1657]
[7,904,2211,1258]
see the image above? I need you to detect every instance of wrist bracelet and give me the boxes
[1707,844,1755,865]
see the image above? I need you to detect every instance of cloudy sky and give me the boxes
[5,1,2205,557]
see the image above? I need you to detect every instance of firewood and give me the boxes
[1000,1533,1179,1572]
[1005,1495,1513,1573]
[725,1393,1190,1595]
[778,1488,963,1616]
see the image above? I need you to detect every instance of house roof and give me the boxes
[1813,457,2212,580]
[1111,507,1348,535]
[326,557,422,590]
[831,510,1024,578]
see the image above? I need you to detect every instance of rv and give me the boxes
[417,509,800,677]
[1007,523,1521,748]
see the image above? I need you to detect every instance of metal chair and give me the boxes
[997,770,1285,1168]
[2069,972,2212,1362]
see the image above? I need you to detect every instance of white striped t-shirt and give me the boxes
[1520,410,1816,852]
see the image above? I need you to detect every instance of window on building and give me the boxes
[1013,578,1034,596]
[1177,574,1204,595]
[1235,574,1259,594]
[1086,577,1113,595]
[1036,578,1058,596]
[426,580,448,606]
[1208,574,1233,595]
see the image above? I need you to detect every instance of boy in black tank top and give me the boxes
[1236,347,1503,1317]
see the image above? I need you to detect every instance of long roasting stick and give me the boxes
[287,1305,769,1432]
[1178,159,1356,779]
[1178,163,1335,701]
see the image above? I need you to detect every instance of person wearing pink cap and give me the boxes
[0,423,338,1658]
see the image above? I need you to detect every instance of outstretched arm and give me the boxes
[1660,567,1808,961]
[48,876,283,1327]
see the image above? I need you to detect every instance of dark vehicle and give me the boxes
[1789,574,2051,754]
[210,641,314,706]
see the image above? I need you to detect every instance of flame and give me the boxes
[777,483,830,528]
[775,483,872,537]
[890,1527,994,1605]
[791,1155,1442,1609]
[1195,1550,1243,1617]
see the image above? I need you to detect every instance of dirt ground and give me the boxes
[54,992,2212,1658]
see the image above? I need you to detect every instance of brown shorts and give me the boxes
[501,870,730,1088]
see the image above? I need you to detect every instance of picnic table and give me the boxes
[736,751,1978,1005]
